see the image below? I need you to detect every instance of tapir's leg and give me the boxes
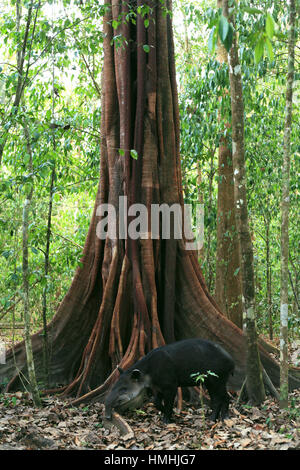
[205,378,228,421]
[154,391,164,412]
[161,387,177,424]
[220,392,230,419]
[208,395,222,421]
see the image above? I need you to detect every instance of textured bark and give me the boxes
[22,122,41,407]
[215,139,243,329]
[265,220,273,340]
[0,0,299,401]
[215,16,243,329]
[280,0,296,409]
[223,0,265,404]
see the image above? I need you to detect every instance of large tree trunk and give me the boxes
[1,0,299,400]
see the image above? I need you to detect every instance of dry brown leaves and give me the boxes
[0,390,299,451]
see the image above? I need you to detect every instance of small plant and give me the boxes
[134,409,146,416]
[0,394,17,407]
[190,370,219,426]
[191,370,218,385]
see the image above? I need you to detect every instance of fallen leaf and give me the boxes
[241,438,252,448]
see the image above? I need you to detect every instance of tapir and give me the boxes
[104,338,234,423]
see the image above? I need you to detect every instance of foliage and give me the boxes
[0,0,299,344]
[174,0,299,337]
[0,0,101,330]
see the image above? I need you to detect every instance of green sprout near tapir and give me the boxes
[190,370,219,427]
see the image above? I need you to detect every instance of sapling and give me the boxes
[191,370,219,426]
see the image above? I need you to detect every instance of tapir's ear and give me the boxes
[117,366,124,375]
[130,369,142,381]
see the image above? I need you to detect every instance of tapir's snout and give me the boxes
[105,392,130,419]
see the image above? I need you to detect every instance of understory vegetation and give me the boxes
[0,0,298,346]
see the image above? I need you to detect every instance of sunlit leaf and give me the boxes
[130,149,138,160]
[218,15,229,42]
[266,13,275,39]
[254,37,265,64]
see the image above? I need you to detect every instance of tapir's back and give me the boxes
[133,338,234,388]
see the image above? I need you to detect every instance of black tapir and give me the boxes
[105,338,234,423]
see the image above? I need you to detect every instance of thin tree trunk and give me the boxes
[206,150,216,292]
[280,0,296,409]
[42,165,55,387]
[289,259,299,329]
[215,4,243,328]
[22,121,41,407]
[0,1,40,165]
[223,0,265,404]
[265,218,273,341]
[41,24,57,387]
[197,161,204,262]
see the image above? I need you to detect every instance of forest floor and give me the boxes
[0,388,299,451]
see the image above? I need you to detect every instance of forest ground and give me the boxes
[0,388,299,451]
[0,336,299,451]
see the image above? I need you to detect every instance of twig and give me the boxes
[288,270,299,309]
[51,231,83,250]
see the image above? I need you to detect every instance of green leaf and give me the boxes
[222,23,233,52]
[208,26,218,54]
[143,44,150,53]
[254,37,265,64]
[130,149,138,160]
[243,7,263,15]
[266,13,275,39]
[144,18,149,28]
[265,37,274,61]
[234,267,240,276]
[119,149,125,156]
[218,15,229,42]
[2,250,12,259]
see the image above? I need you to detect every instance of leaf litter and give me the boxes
[0,390,299,450]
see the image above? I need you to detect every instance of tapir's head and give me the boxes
[104,367,151,419]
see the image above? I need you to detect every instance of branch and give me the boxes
[19,0,42,101]
[51,231,83,250]
[288,270,299,309]
[79,52,101,98]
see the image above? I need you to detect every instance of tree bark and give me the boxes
[223,0,265,404]
[0,0,299,401]
[265,217,273,340]
[215,137,243,329]
[22,121,41,407]
[215,8,243,329]
[280,0,296,409]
